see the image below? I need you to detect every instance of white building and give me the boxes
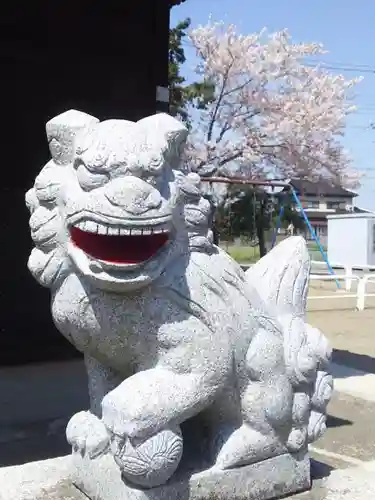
[287,178,359,243]
[327,213,375,268]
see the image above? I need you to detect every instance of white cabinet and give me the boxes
[327,214,375,268]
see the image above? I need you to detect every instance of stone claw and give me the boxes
[66,410,110,460]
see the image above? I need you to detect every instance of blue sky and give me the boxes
[171,0,375,209]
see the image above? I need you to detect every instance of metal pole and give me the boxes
[199,176,340,287]
[200,177,289,188]
[271,204,284,249]
[290,187,341,289]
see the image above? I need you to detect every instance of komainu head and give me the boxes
[26,110,210,292]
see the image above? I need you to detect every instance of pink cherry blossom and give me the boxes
[185,21,362,189]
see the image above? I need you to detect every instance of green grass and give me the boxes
[223,245,260,264]
[221,239,327,264]
[307,241,328,262]
[307,241,327,252]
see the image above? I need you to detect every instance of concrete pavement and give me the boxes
[0,359,89,467]
[1,454,375,500]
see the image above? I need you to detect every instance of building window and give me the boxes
[318,226,327,237]
[305,201,319,209]
[327,201,340,209]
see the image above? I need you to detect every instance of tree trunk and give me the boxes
[208,200,220,246]
[212,223,220,246]
[256,199,267,258]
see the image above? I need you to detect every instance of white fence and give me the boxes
[310,261,375,311]
[353,274,375,311]
[311,260,375,289]
[241,261,375,310]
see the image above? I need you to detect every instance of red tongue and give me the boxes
[70,227,169,264]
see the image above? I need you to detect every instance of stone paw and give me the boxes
[66,410,110,459]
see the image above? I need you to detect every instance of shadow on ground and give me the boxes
[332,349,375,374]
[0,430,71,467]
[326,414,353,428]
[310,459,334,480]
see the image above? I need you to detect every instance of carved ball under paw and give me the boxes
[110,426,183,489]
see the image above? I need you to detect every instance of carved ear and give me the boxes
[138,113,188,140]
[46,109,99,165]
[137,113,188,169]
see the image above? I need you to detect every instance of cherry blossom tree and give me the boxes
[184,21,362,189]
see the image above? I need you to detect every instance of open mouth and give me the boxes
[69,220,170,265]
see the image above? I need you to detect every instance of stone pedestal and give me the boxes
[72,451,311,500]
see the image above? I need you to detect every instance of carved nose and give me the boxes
[104,176,162,215]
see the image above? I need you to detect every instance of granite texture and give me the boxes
[72,451,310,500]
[0,456,74,500]
[25,110,332,499]
[3,455,375,500]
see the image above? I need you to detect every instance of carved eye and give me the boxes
[75,140,110,173]
[75,159,109,191]
[75,130,96,156]
[125,151,165,182]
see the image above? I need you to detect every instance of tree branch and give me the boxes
[207,56,235,142]
[218,151,243,166]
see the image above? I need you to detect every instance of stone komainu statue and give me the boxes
[26,110,332,500]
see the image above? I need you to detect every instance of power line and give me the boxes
[182,40,375,77]
[306,59,375,71]
[182,37,375,71]
[350,111,375,115]
[180,42,375,117]
[305,62,375,74]
[347,125,374,130]
[356,105,375,109]
[306,59,375,69]
[181,42,375,74]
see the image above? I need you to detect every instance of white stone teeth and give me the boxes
[97,224,108,235]
[131,227,169,235]
[74,220,99,233]
[118,228,132,236]
[74,221,87,231]
[106,226,121,236]
[73,222,170,235]
[85,221,100,233]
[152,226,169,234]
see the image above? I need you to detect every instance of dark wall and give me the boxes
[0,1,171,365]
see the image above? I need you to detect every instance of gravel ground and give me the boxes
[308,306,375,359]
